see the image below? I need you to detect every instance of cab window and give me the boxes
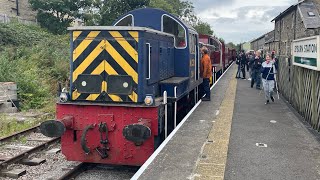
[115,14,134,26]
[162,15,186,48]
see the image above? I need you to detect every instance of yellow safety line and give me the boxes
[194,68,237,180]
[73,41,105,81]
[128,31,139,42]
[73,31,101,62]
[105,40,138,84]
[109,31,138,63]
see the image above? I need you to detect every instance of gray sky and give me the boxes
[190,0,297,43]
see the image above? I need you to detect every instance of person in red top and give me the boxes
[200,47,212,101]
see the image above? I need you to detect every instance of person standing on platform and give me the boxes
[251,50,263,89]
[240,50,247,79]
[235,52,241,78]
[200,47,212,101]
[261,54,277,104]
[247,52,254,81]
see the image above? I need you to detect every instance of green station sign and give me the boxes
[292,35,320,71]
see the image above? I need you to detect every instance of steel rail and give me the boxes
[58,163,87,180]
[0,137,60,170]
[0,125,39,143]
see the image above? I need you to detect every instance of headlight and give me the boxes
[59,92,68,103]
[59,88,68,103]
[144,96,153,106]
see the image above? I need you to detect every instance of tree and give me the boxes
[219,38,225,43]
[99,0,149,25]
[29,0,94,34]
[226,42,236,49]
[193,20,213,35]
[149,0,197,24]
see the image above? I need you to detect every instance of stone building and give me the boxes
[241,42,251,52]
[272,0,320,58]
[252,0,320,132]
[0,0,36,22]
[264,30,277,53]
[250,34,266,51]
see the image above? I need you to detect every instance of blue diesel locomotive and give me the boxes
[40,8,205,165]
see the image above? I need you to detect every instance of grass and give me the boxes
[0,22,70,112]
[0,114,44,138]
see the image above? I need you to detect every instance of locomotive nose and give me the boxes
[39,116,73,137]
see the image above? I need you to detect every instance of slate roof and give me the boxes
[271,0,320,29]
[298,2,320,29]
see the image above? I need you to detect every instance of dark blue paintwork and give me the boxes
[113,8,202,101]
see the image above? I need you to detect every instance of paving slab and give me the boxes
[224,75,320,180]
[137,65,237,180]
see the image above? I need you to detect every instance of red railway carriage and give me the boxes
[199,34,235,80]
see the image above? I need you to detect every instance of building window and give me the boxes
[114,14,134,26]
[162,15,187,48]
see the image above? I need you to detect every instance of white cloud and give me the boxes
[189,0,297,43]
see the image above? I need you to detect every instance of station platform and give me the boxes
[132,64,320,180]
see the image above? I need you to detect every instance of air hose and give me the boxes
[81,124,94,154]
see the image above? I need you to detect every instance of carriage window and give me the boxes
[115,15,133,26]
[162,15,186,48]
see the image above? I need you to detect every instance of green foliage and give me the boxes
[149,0,197,24]
[99,0,149,25]
[0,23,69,111]
[194,20,214,35]
[0,23,51,46]
[219,38,225,43]
[227,42,236,49]
[29,0,94,34]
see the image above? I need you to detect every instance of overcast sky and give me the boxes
[190,0,297,43]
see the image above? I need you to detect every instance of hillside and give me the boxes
[0,22,70,112]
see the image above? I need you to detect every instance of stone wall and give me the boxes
[0,0,36,21]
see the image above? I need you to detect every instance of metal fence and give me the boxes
[278,56,320,131]
[0,13,37,25]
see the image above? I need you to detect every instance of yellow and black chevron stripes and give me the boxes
[71,30,139,103]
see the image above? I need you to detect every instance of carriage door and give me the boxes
[189,33,198,84]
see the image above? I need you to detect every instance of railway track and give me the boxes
[0,125,61,179]
[59,163,139,180]
[0,126,39,143]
